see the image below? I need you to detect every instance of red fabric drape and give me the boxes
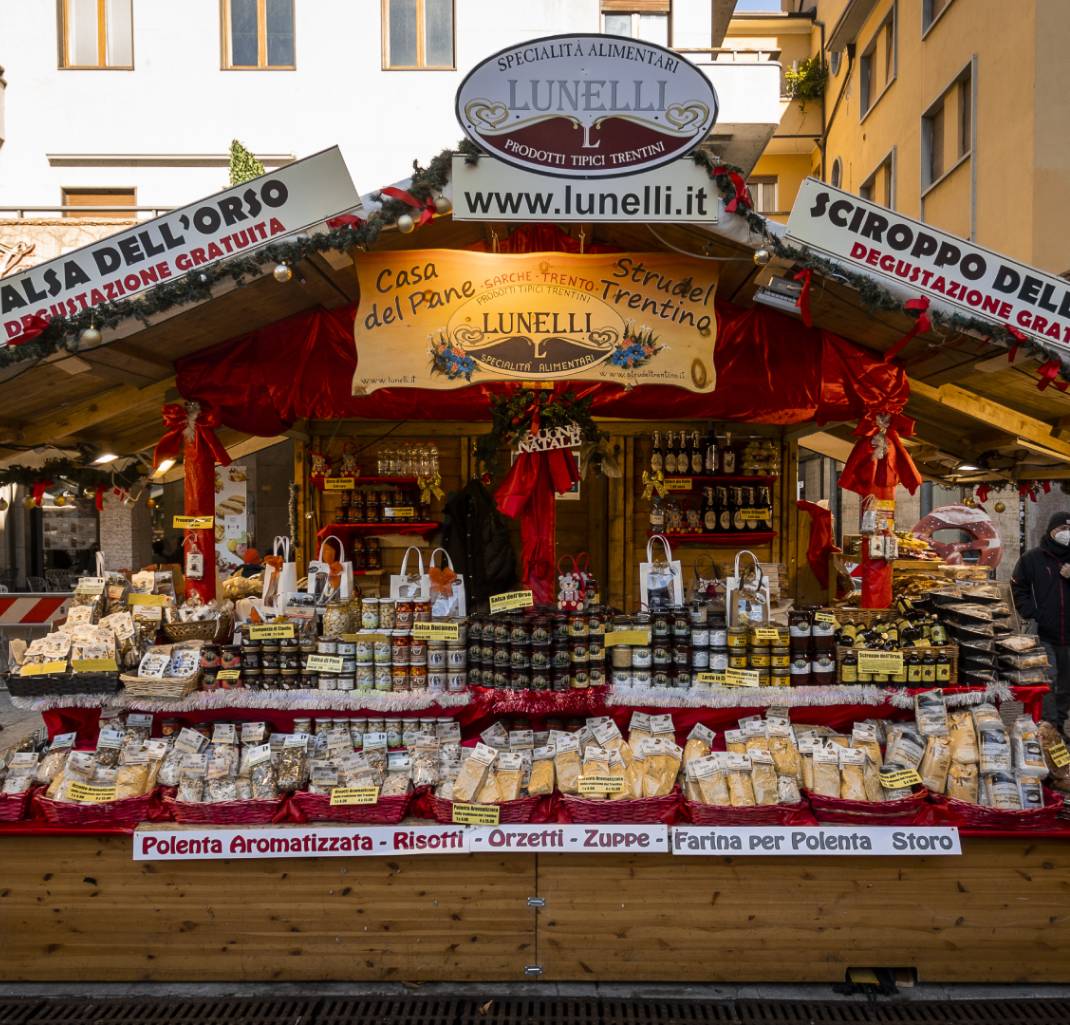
[839,411,922,497]
[796,500,840,592]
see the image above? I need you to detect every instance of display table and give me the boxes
[2,832,1069,982]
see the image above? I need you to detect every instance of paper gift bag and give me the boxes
[639,534,683,611]
[428,547,466,618]
[262,535,298,609]
[725,549,770,627]
[307,534,354,604]
[390,545,430,602]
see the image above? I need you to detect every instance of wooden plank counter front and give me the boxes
[2,836,1069,982]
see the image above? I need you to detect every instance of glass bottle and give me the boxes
[704,428,718,474]
[731,487,745,531]
[690,430,704,474]
[702,487,717,532]
[742,486,757,531]
[650,430,664,473]
[649,495,665,533]
[721,432,737,475]
[716,486,731,532]
[665,430,678,474]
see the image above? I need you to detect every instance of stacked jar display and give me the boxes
[725,623,793,687]
[609,604,722,690]
[787,609,838,686]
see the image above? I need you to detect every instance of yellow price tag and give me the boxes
[451,802,501,825]
[740,508,767,523]
[330,786,381,806]
[578,776,626,796]
[858,650,904,675]
[662,478,693,491]
[489,590,534,614]
[216,669,241,681]
[879,768,922,789]
[1049,742,1070,769]
[20,660,67,677]
[814,611,837,624]
[127,593,169,607]
[71,658,118,673]
[249,623,295,640]
[605,628,652,647]
[695,671,726,686]
[753,628,782,642]
[66,783,118,803]
[383,506,416,519]
[324,477,356,490]
[306,654,344,673]
[173,515,214,530]
[412,621,461,641]
[724,667,761,688]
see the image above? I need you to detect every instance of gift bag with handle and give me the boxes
[691,554,724,605]
[639,534,683,611]
[390,545,431,602]
[307,534,354,604]
[428,547,466,618]
[725,549,770,627]
[262,536,298,609]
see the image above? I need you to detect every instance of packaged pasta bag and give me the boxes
[880,762,914,801]
[725,752,756,807]
[410,736,442,789]
[750,749,779,806]
[850,722,883,768]
[649,714,676,741]
[683,723,714,766]
[915,689,950,737]
[275,734,310,793]
[381,751,413,798]
[682,759,703,802]
[838,747,868,802]
[122,713,153,747]
[1018,772,1045,810]
[971,703,1002,729]
[861,751,884,803]
[453,742,498,803]
[797,735,818,791]
[2,752,38,796]
[177,753,207,803]
[480,721,509,751]
[35,732,76,786]
[886,724,926,770]
[94,726,125,769]
[978,722,1012,774]
[553,733,582,795]
[724,729,746,755]
[919,734,952,793]
[580,745,613,800]
[362,732,389,780]
[495,752,525,803]
[946,761,979,804]
[811,745,841,798]
[612,747,643,801]
[627,712,651,748]
[305,760,338,797]
[1012,717,1049,777]
[985,770,1021,810]
[593,719,630,762]
[948,711,979,764]
[475,768,499,805]
[527,744,556,796]
[767,720,800,780]
[777,774,802,806]
[640,737,683,798]
[690,754,731,806]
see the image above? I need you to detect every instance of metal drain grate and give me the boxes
[737,1000,1070,1025]
[0,1001,41,1025]
[318,996,472,1025]
[26,997,317,1025]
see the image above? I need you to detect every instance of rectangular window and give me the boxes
[957,73,972,158]
[60,0,132,69]
[222,0,294,69]
[860,153,895,208]
[383,0,455,70]
[61,187,136,220]
[923,0,953,32]
[601,7,670,46]
[859,7,895,117]
[923,99,945,185]
[746,176,778,215]
[923,65,971,189]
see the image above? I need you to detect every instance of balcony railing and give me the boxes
[0,205,171,219]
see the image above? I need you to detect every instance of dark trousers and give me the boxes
[1040,642,1070,728]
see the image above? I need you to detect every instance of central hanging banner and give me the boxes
[351,250,717,395]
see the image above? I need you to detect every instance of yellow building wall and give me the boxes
[1032,0,1070,275]
[749,153,812,222]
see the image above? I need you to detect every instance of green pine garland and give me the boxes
[0,455,144,493]
[475,388,603,468]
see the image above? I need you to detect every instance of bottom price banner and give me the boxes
[670,825,961,856]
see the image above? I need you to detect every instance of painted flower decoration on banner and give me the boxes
[429,331,477,381]
[609,326,662,370]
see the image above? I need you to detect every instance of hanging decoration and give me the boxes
[0,455,144,497]
[475,388,602,469]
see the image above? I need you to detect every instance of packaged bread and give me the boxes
[886,724,926,770]
[919,734,952,793]
[1012,717,1048,776]
[978,723,1012,774]
[527,745,556,795]
[985,771,1021,810]
[915,690,949,737]
[811,746,841,798]
[750,749,779,806]
[554,734,582,796]
[948,711,979,764]
[725,753,756,807]
[452,743,498,803]
[1018,773,1045,810]
[946,761,979,803]
[767,721,800,779]
[850,722,883,767]
[683,723,714,766]
[639,737,682,798]
[839,747,868,801]
[862,754,884,803]
[689,755,731,806]
[724,729,746,754]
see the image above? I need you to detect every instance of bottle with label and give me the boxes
[702,487,717,532]
[759,485,773,531]
[741,486,757,530]
[721,432,737,475]
[664,430,678,474]
[731,487,745,531]
[935,650,951,683]
[704,428,718,474]
[690,430,704,474]
[679,431,692,476]
[649,495,665,533]
[716,486,732,532]
[650,431,663,473]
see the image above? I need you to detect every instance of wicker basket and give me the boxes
[834,644,958,686]
[806,788,933,825]
[119,673,200,700]
[5,671,120,699]
[430,794,539,824]
[685,799,815,826]
[822,607,887,628]
[163,616,232,644]
[165,797,282,825]
[290,790,411,824]
[929,788,1063,830]
[0,788,33,823]
[560,789,680,824]
[34,790,154,829]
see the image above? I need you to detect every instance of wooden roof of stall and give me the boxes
[2,210,1069,485]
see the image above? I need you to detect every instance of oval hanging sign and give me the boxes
[456,33,718,180]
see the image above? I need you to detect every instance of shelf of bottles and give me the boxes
[327,443,443,529]
[646,427,780,543]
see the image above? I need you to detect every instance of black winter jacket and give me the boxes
[1011,545,1070,645]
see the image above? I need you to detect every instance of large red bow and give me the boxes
[153,402,231,468]
[1036,358,1062,391]
[9,313,52,347]
[712,166,752,214]
[839,410,922,496]
[380,186,436,227]
[327,213,364,230]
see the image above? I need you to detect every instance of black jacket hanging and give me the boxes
[441,479,517,608]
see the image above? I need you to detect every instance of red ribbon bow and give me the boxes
[1006,327,1027,363]
[884,297,931,363]
[1019,482,1038,502]
[712,166,752,214]
[10,313,52,347]
[976,484,991,506]
[793,269,813,327]
[31,480,53,506]
[1037,358,1062,391]
[1043,480,1053,494]
[380,186,436,227]
[326,213,364,230]
[94,485,106,512]
[153,402,232,468]
[839,411,923,497]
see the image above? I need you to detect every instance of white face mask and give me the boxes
[1054,529,1070,547]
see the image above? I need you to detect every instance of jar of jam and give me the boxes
[532,670,551,692]
[361,598,380,630]
[408,635,427,665]
[356,664,375,690]
[467,617,484,643]
[691,627,709,648]
[428,670,447,693]
[567,613,588,639]
[789,609,813,639]
[378,599,396,630]
[531,647,551,671]
[410,665,428,691]
[569,640,589,665]
[511,615,530,645]
[531,616,552,646]
[771,646,791,669]
[447,671,466,693]
[729,652,749,669]
[391,664,410,691]
[688,601,709,627]
[510,669,531,691]
[652,610,671,640]
[771,667,791,687]
[243,667,262,688]
[552,646,571,670]
[200,645,220,671]
[589,664,606,687]
[447,642,467,669]
[673,666,691,689]
[789,656,811,686]
[691,647,710,670]
[280,643,300,671]
[631,646,653,669]
[671,610,690,641]
[552,669,571,692]
[753,668,771,688]
[261,667,280,688]
[570,668,590,689]
[220,645,241,670]
[652,639,671,666]
[511,647,531,670]
[811,653,836,685]
[395,601,414,630]
[427,643,447,669]
[588,636,605,661]
[611,645,632,670]
[374,634,392,664]
[727,627,749,651]
[260,643,280,670]
[587,607,605,637]
[493,618,511,644]
[749,647,771,669]
[709,617,727,649]
[709,650,729,672]
[672,644,690,667]
[374,665,392,691]
[652,668,671,688]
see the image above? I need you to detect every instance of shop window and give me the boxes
[923,65,971,189]
[859,152,894,208]
[60,0,133,69]
[383,0,455,70]
[859,5,895,117]
[222,0,295,70]
[923,0,953,33]
[830,158,842,189]
[601,4,670,47]
[746,176,779,215]
[61,187,136,220]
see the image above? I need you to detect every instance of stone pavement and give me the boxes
[0,684,43,751]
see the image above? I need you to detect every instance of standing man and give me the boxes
[1011,512,1070,733]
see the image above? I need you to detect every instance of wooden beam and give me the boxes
[909,378,1070,459]
[155,434,288,484]
[13,377,176,447]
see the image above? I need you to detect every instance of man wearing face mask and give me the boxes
[1011,512,1070,732]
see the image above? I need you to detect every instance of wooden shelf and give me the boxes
[655,474,778,489]
[647,530,776,546]
[318,522,440,543]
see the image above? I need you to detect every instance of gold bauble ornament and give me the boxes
[54,494,67,507]
[272,263,293,283]
[0,497,7,512]
[433,195,452,215]
[146,498,156,510]
[962,496,976,508]
[994,500,1006,513]
[753,248,772,267]
[24,496,37,509]
[396,213,415,234]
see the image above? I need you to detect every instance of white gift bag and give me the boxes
[428,547,466,618]
[725,549,770,627]
[262,536,299,609]
[639,534,683,611]
[390,545,431,602]
[307,534,354,604]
